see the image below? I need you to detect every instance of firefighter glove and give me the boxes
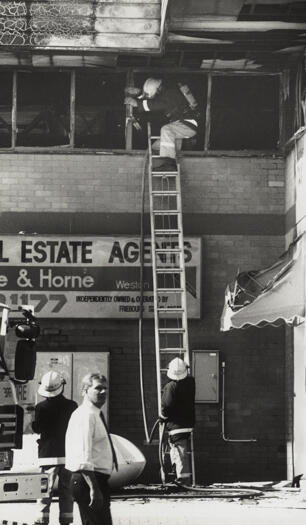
[124,96,138,107]
[124,86,142,96]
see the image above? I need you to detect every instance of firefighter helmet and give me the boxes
[167,357,188,381]
[142,78,162,99]
[38,370,66,398]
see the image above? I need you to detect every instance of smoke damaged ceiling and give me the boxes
[165,0,306,69]
[169,0,306,22]
[0,1,305,69]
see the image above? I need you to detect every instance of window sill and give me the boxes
[0,147,283,158]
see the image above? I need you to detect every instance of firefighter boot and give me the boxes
[153,157,177,172]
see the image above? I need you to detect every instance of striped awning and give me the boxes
[220,235,305,331]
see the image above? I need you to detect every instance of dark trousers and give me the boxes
[35,465,74,525]
[70,472,112,525]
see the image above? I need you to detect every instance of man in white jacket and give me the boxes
[65,372,118,525]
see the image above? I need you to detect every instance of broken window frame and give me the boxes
[15,70,71,147]
[0,71,14,148]
[208,71,281,152]
[0,67,283,152]
[73,70,126,150]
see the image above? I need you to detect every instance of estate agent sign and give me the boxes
[0,235,201,318]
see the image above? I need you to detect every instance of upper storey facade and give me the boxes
[0,0,167,52]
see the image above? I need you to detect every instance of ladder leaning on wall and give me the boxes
[147,123,195,485]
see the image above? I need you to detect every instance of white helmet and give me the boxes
[143,78,162,99]
[167,357,188,381]
[38,370,66,398]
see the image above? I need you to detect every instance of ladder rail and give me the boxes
[148,123,163,416]
[147,122,195,485]
[174,165,190,366]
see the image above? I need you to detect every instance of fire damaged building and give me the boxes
[0,0,305,486]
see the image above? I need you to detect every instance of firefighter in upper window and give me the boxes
[160,357,195,485]
[124,78,199,171]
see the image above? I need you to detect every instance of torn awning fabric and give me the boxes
[220,235,305,331]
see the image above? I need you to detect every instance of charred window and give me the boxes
[210,76,279,150]
[75,72,125,149]
[17,72,70,147]
[0,72,12,147]
[132,73,206,151]
[0,69,281,151]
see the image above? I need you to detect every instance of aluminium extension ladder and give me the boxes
[147,123,195,485]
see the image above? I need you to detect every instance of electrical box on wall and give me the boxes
[192,350,219,403]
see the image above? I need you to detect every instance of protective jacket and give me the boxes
[137,83,198,131]
[161,375,195,440]
[32,394,77,466]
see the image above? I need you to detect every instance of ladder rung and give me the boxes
[154,229,181,235]
[158,310,184,315]
[155,248,181,253]
[152,190,178,195]
[152,170,178,174]
[160,348,187,353]
[156,268,183,273]
[152,172,178,178]
[157,306,184,311]
[157,288,184,293]
[153,210,179,215]
[158,328,185,334]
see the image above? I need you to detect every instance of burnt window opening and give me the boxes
[132,73,206,151]
[0,72,13,147]
[0,69,281,152]
[75,72,125,149]
[17,72,70,147]
[210,76,279,150]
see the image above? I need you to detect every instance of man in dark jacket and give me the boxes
[124,77,199,171]
[32,370,77,525]
[160,357,195,485]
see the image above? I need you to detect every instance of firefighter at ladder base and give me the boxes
[160,358,196,485]
[124,77,199,172]
[32,371,78,525]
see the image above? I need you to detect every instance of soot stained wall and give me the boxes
[0,151,286,482]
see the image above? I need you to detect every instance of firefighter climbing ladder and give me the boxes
[147,124,195,485]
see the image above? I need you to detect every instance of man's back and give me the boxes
[32,394,77,461]
[145,82,197,123]
[161,375,195,428]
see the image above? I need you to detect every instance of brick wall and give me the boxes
[0,153,145,213]
[0,153,284,215]
[181,156,285,214]
[0,151,287,483]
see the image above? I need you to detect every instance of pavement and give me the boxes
[1,483,306,525]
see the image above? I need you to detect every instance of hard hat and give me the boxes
[142,78,162,99]
[38,370,66,398]
[167,357,188,381]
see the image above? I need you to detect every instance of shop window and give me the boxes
[0,72,12,147]
[132,73,206,151]
[17,72,70,147]
[210,76,279,150]
[75,72,125,149]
